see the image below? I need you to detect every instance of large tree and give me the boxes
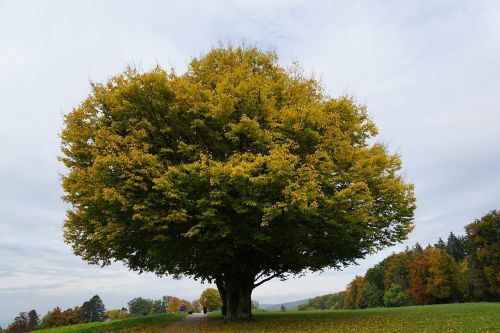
[61,46,415,320]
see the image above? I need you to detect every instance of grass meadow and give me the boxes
[35,313,185,333]
[33,303,499,332]
[202,303,500,332]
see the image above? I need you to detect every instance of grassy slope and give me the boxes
[203,303,500,333]
[35,313,185,333]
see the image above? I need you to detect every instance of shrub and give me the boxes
[384,284,412,307]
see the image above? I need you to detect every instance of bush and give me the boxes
[105,309,130,320]
[384,284,412,307]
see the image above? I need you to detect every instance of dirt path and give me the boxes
[163,313,206,333]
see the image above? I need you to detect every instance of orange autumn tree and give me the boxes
[406,244,429,305]
[166,297,192,313]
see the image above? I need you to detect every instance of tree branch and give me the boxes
[255,271,266,282]
[253,272,283,288]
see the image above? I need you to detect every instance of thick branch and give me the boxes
[253,272,283,289]
[254,271,266,282]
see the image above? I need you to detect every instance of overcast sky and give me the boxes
[1,0,499,327]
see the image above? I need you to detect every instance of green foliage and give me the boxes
[127,297,169,316]
[81,295,106,323]
[465,210,500,300]
[434,238,446,250]
[200,288,222,311]
[446,232,467,262]
[383,252,410,291]
[360,262,385,307]
[383,284,412,307]
[298,292,345,310]
[150,297,169,314]
[60,45,415,286]
[360,282,384,308]
[60,46,415,319]
[462,259,488,301]
[363,262,385,292]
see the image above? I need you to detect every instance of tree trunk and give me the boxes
[215,278,227,318]
[216,273,254,320]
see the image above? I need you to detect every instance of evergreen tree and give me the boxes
[434,237,446,249]
[27,310,39,331]
[413,242,423,253]
[463,259,488,301]
[446,232,467,262]
[82,295,106,322]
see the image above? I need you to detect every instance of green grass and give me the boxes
[202,303,500,333]
[32,303,500,332]
[35,313,185,333]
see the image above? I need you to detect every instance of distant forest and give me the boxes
[299,210,499,310]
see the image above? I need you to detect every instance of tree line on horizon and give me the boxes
[0,288,223,332]
[299,210,499,311]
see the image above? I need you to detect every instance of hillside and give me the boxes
[259,299,309,310]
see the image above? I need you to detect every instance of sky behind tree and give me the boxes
[1,0,499,326]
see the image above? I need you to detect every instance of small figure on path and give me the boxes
[179,303,187,312]
[202,297,208,314]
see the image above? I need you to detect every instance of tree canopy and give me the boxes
[60,46,415,319]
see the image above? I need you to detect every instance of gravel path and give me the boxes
[163,313,206,333]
